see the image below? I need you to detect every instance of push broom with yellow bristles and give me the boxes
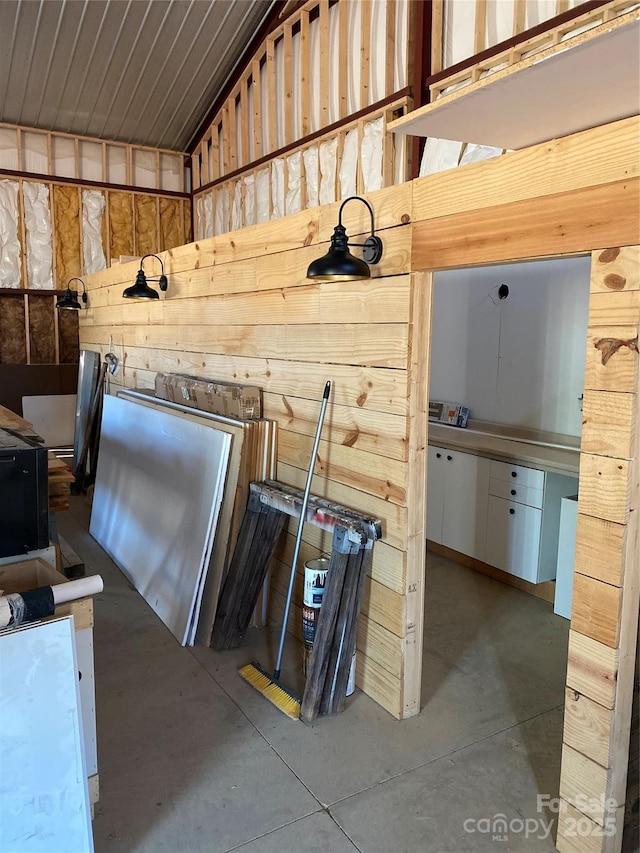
[239,380,331,720]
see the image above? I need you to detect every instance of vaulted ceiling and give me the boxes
[0,0,276,153]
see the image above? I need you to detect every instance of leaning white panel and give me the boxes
[0,180,21,288]
[90,395,231,646]
[22,182,54,289]
[82,190,106,275]
[0,617,93,853]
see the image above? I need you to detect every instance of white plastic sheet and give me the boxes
[339,128,359,199]
[23,182,54,288]
[0,180,21,288]
[286,152,302,215]
[459,143,503,166]
[256,168,270,223]
[361,117,384,192]
[196,196,206,240]
[243,174,256,226]
[319,139,337,205]
[214,189,226,236]
[443,0,584,67]
[303,146,319,208]
[419,138,463,176]
[231,180,243,231]
[271,158,285,220]
[201,193,213,238]
[82,190,106,276]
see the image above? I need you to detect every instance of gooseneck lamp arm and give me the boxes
[123,253,168,300]
[337,196,383,263]
[139,254,168,291]
[68,277,88,304]
[55,277,87,310]
[306,195,383,281]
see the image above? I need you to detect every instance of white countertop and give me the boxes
[428,420,580,477]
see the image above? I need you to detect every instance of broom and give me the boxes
[239,380,331,719]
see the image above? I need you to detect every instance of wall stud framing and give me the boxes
[266,41,277,153]
[300,9,311,136]
[339,0,350,119]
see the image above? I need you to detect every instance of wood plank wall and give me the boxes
[410,115,639,853]
[80,116,639,850]
[79,183,414,719]
[557,246,639,852]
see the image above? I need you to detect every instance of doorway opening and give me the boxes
[421,255,591,820]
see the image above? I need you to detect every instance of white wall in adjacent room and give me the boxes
[429,256,591,437]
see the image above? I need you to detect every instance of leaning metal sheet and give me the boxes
[90,395,231,645]
[73,350,100,468]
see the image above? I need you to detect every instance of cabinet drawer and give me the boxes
[486,496,542,584]
[489,459,545,490]
[489,477,544,508]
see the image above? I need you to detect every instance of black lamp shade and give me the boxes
[306,223,371,281]
[306,246,371,281]
[123,269,160,300]
[55,288,82,310]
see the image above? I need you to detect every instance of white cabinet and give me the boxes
[427,445,578,585]
[427,446,489,561]
[485,459,577,584]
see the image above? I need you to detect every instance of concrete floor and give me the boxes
[57,500,569,853]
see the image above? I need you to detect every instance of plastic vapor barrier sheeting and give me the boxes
[271,158,285,220]
[231,181,243,231]
[419,138,463,176]
[82,190,106,275]
[199,195,214,239]
[256,168,270,223]
[303,146,319,208]
[0,181,21,287]
[243,174,255,226]
[23,181,54,288]
[286,152,302,215]
[443,0,582,68]
[340,128,359,199]
[319,139,337,205]
[214,188,227,236]
[459,143,504,166]
[361,117,384,193]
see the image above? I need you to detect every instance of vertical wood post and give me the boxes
[558,245,640,853]
[402,269,432,717]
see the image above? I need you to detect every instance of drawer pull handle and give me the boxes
[509,508,515,515]
[511,489,516,496]
[435,453,441,459]
[447,455,452,461]
[511,471,517,478]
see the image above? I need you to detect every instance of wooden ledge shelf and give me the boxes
[389,13,640,150]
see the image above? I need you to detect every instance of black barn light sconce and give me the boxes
[306,195,384,281]
[55,277,87,310]
[123,254,169,300]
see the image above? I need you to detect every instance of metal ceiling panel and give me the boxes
[0,0,275,152]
